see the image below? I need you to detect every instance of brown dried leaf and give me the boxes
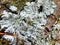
[53,7,60,18]
[45,15,56,28]
[53,0,60,5]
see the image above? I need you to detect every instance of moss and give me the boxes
[0,0,32,11]
[0,38,9,45]
[8,0,31,10]
[57,20,60,24]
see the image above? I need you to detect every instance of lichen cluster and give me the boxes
[1,0,60,45]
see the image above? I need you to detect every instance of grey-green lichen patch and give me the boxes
[0,0,58,45]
